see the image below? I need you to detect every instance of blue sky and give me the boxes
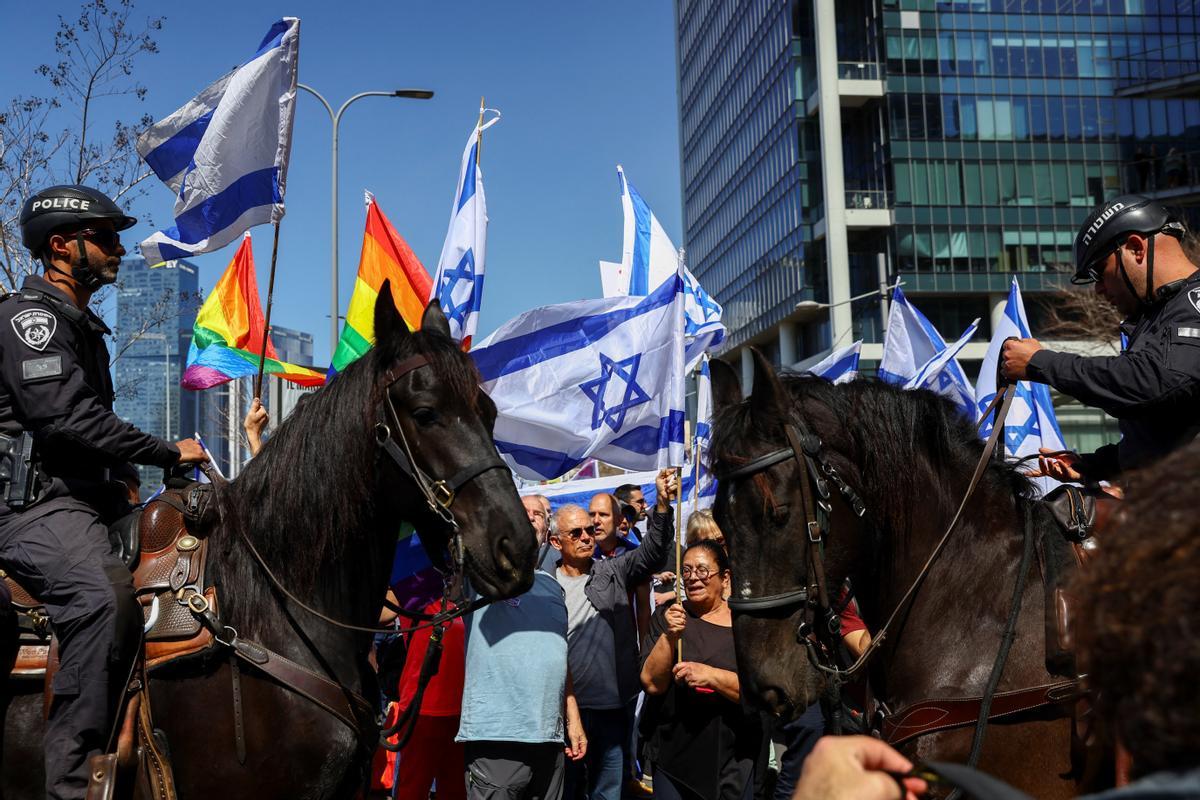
[0,1,684,363]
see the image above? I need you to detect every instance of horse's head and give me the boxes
[709,350,870,719]
[371,282,536,599]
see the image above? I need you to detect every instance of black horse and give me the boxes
[708,350,1080,799]
[2,285,536,798]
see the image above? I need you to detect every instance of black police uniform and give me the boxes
[0,274,180,799]
[1027,270,1200,480]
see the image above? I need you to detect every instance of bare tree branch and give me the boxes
[2,1,163,292]
[1033,282,1124,353]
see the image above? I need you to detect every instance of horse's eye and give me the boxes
[772,503,791,524]
[412,407,439,427]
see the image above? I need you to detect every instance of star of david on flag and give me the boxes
[472,272,688,481]
[580,353,651,432]
[430,106,499,348]
[975,277,1067,496]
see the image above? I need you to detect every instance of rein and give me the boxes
[716,377,1027,747]
[718,382,1015,683]
[218,353,507,637]
[181,352,515,751]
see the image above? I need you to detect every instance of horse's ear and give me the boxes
[373,279,412,358]
[421,300,452,339]
[709,357,743,412]
[749,347,788,416]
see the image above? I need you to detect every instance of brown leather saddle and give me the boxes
[4,483,220,686]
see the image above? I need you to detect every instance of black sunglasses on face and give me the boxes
[72,228,122,250]
[560,525,594,540]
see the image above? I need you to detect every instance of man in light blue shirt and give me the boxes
[457,569,586,800]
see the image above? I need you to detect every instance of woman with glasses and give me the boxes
[638,541,768,800]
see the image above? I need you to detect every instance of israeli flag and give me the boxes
[612,166,724,367]
[473,273,687,481]
[805,341,862,384]
[879,286,977,418]
[904,319,979,393]
[976,278,1067,495]
[690,355,716,508]
[430,108,499,346]
[137,18,299,265]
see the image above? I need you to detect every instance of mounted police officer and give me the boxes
[1001,195,1200,483]
[0,185,207,799]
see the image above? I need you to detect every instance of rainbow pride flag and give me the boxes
[182,233,326,390]
[329,194,433,375]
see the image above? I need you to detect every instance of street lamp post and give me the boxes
[297,85,435,351]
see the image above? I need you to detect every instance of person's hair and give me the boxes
[590,493,621,518]
[534,495,556,536]
[1073,441,1200,778]
[552,503,587,537]
[685,509,723,546]
[684,539,730,574]
[614,483,640,504]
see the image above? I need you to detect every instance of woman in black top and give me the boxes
[639,540,768,800]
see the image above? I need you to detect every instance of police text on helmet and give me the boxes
[30,197,92,213]
[1081,202,1127,249]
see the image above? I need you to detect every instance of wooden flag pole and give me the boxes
[675,420,691,663]
[253,220,282,399]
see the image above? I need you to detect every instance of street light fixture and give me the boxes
[298,83,435,350]
[792,280,903,323]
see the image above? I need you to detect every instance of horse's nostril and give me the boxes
[493,536,517,576]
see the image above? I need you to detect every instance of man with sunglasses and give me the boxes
[552,470,677,800]
[0,185,207,799]
[999,195,1199,483]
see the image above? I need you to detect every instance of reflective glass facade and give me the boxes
[885,0,1200,301]
[676,0,813,349]
[675,0,1200,353]
[113,257,200,488]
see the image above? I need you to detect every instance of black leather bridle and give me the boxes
[714,380,1019,744]
[373,353,510,574]
[716,415,866,639]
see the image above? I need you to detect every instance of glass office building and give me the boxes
[113,257,201,489]
[675,0,1199,444]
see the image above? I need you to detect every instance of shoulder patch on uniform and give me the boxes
[1188,287,1200,317]
[11,309,57,351]
[21,355,63,382]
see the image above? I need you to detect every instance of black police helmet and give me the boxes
[1072,194,1184,284]
[19,185,137,256]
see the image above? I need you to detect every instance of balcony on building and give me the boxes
[806,60,886,115]
[1122,146,1200,207]
[1114,44,1200,100]
[812,189,893,241]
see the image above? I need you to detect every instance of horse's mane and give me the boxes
[709,375,1036,548]
[216,328,484,618]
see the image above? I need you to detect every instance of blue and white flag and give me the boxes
[976,278,1067,495]
[879,285,977,418]
[690,354,717,508]
[473,273,688,481]
[904,319,979,393]
[137,18,299,265]
[430,107,499,346]
[612,166,724,367]
[805,341,862,384]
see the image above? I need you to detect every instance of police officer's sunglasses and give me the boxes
[71,227,123,250]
